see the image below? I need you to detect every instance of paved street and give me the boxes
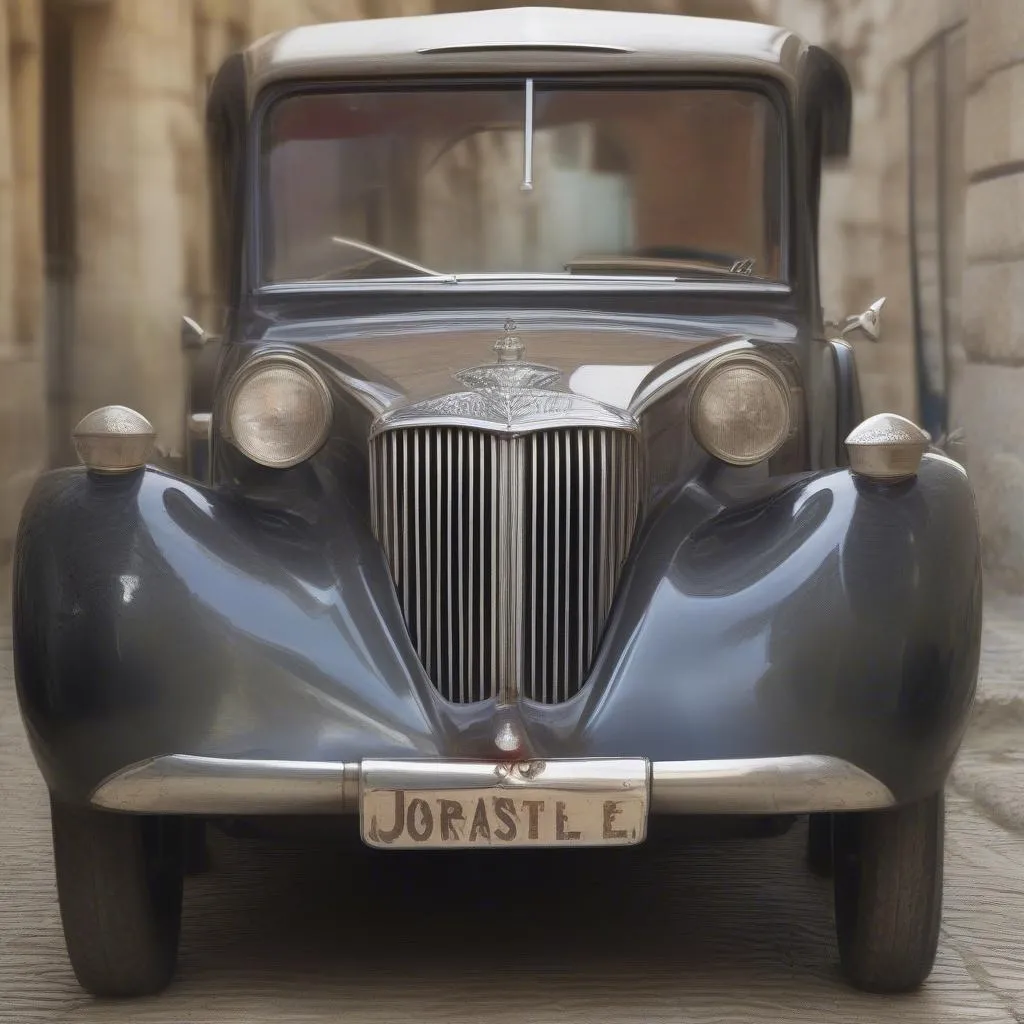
[3,588,1024,1023]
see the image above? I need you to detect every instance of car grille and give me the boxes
[369,425,641,704]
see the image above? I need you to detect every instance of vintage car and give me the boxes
[12,5,982,1000]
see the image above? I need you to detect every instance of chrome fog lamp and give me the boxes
[225,355,332,468]
[845,413,930,482]
[690,354,792,466]
[72,406,156,473]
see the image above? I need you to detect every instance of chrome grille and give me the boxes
[370,426,641,704]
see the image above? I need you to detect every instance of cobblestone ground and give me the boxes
[3,589,1024,1024]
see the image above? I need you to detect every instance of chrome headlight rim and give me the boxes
[689,351,793,467]
[222,352,333,469]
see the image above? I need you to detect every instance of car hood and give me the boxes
[259,309,800,419]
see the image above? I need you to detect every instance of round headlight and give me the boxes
[226,357,332,468]
[690,355,791,466]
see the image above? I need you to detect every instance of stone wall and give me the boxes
[764,0,1024,589]
[956,0,1024,589]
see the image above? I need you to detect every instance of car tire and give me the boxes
[832,792,943,993]
[806,813,833,877]
[50,796,185,997]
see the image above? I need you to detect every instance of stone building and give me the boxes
[0,0,1021,592]
[761,0,1024,589]
[0,0,408,563]
[0,0,759,564]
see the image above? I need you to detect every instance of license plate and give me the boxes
[360,758,649,849]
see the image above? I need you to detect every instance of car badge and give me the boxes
[493,318,525,363]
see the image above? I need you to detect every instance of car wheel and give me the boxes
[806,813,833,877]
[832,792,943,993]
[50,795,185,997]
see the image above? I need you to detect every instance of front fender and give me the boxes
[12,466,451,802]
[558,452,982,803]
[13,454,981,807]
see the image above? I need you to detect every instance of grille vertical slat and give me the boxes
[457,430,465,703]
[541,436,550,704]
[577,430,584,697]
[371,425,640,705]
[562,431,571,699]
[468,435,475,699]
[557,432,565,704]
[532,432,540,704]
[589,428,598,667]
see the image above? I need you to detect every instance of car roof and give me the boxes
[243,6,810,99]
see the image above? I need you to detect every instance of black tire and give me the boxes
[183,818,210,876]
[806,813,834,877]
[832,792,944,993]
[50,796,185,997]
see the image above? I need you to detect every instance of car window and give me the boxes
[260,84,784,284]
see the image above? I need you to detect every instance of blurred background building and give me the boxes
[0,0,1020,589]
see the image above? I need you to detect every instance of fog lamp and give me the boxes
[71,406,156,474]
[690,354,792,466]
[225,355,332,468]
[845,413,930,482]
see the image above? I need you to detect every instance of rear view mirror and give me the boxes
[181,316,209,350]
[837,297,886,343]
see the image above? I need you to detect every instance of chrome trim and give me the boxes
[921,449,969,478]
[416,42,636,55]
[186,412,213,482]
[649,756,895,814]
[370,423,641,705]
[221,351,333,468]
[91,755,362,815]
[688,350,792,467]
[258,279,793,297]
[833,296,886,343]
[370,358,637,439]
[90,754,896,816]
[71,406,156,474]
[181,315,210,350]
[187,412,212,436]
[322,368,401,417]
[521,77,535,191]
[845,412,931,482]
[627,337,751,416]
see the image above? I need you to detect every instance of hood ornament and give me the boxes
[371,316,636,435]
[494,319,525,363]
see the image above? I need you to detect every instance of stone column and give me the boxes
[956,0,1024,589]
[69,0,194,460]
[0,0,46,559]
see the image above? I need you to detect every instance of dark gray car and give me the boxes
[11,5,982,1001]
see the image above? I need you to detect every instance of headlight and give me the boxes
[225,356,332,468]
[690,354,791,466]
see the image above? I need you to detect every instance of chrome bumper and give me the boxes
[89,754,895,816]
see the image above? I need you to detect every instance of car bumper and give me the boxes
[90,752,894,816]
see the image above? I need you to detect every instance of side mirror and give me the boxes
[835,297,886,343]
[181,316,209,351]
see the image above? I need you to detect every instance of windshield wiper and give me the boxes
[328,236,458,281]
[564,254,761,279]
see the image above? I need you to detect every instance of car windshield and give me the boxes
[260,83,785,285]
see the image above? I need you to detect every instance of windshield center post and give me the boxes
[521,77,535,192]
